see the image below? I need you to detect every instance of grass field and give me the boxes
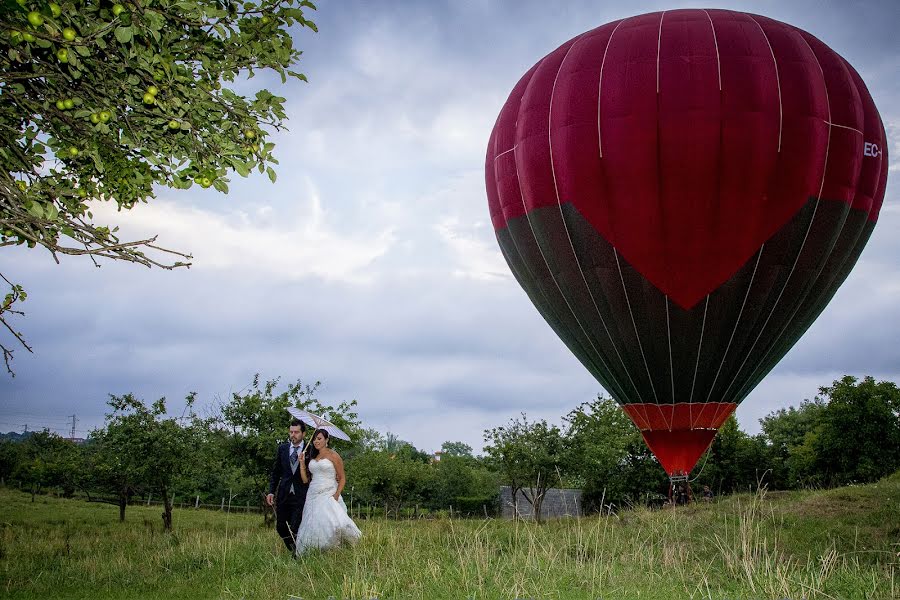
[1,475,899,599]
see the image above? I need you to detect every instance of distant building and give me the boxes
[499,486,582,519]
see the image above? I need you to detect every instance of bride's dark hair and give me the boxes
[309,428,330,459]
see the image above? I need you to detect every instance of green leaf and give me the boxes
[266,167,276,183]
[115,26,133,44]
[26,202,45,218]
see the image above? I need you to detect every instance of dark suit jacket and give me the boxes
[268,441,311,504]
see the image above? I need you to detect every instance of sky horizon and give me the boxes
[1,0,897,455]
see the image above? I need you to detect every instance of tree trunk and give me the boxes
[161,487,173,531]
[118,490,127,522]
[532,488,546,524]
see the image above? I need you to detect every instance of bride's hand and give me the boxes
[333,493,340,501]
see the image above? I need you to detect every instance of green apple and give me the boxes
[147,85,159,97]
[56,48,68,62]
[56,99,66,110]
[22,32,35,42]
[168,120,180,130]
[62,27,76,41]
[112,3,125,16]
[90,113,101,124]
[200,177,212,188]
[27,11,44,27]
[99,110,111,122]
[142,92,155,104]
[49,3,62,17]
[68,146,79,157]
[63,98,74,109]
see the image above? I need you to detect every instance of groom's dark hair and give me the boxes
[290,418,306,432]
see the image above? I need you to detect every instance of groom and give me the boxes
[267,418,311,553]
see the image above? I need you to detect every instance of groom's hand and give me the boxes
[266,493,274,506]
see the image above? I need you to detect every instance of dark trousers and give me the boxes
[275,491,305,552]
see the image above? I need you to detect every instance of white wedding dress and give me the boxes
[295,457,362,555]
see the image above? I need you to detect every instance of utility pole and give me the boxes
[69,414,77,440]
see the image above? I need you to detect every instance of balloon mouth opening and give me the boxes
[621,403,738,475]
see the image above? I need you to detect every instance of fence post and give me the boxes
[146,493,151,506]
[450,505,453,519]
[245,501,249,513]
[195,495,200,509]
[220,497,225,511]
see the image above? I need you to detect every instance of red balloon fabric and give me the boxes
[485,9,888,476]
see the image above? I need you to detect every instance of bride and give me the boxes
[295,428,362,554]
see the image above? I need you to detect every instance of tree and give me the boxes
[483,413,565,523]
[810,375,900,486]
[101,392,199,530]
[760,399,827,488]
[0,438,24,484]
[564,396,666,510]
[696,416,771,496]
[345,449,429,518]
[85,412,151,522]
[0,0,318,373]
[11,429,81,500]
[440,440,473,459]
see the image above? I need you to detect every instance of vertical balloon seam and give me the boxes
[717,31,834,407]
[689,8,722,428]
[701,9,722,91]
[499,155,610,391]
[544,31,626,396]
[703,13,785,424]
[547,26,648,410]
[749,14,784,152]
[705,10,781,426]
[593,17,656,428]
[492,66,610,390]
[731,47,873,402]
[687,296,710,427]
[654,11,671,415]
[491,79,605,390]
[597,19,652,427]
[613,249,663,414]
[513,42,626,398]
[596,19,627,159]
[666,297,675,414]
[718,20,824,405]
[656,10,666,95]
[702,246,764,408]
[656,11,676,416]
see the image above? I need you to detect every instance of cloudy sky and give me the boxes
[1,0,897,455]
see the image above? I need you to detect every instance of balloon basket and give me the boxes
[668,473,693,506]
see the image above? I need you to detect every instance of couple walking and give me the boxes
[267,419,361,555]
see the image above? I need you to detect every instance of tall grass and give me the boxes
[1,475,898,599]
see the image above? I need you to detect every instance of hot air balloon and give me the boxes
[485,9,888,481]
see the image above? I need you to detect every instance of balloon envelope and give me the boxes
[485,9,888,475]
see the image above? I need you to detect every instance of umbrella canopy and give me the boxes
[286,407,351,442]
